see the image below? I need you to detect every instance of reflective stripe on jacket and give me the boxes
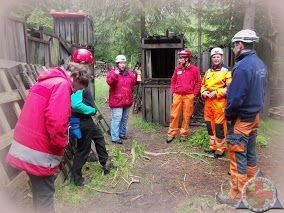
[6,67,72,176]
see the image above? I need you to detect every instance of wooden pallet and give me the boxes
[268,106,284,120]
[0,63,49,187]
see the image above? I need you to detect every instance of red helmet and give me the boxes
[178,49,192,59]
[72,49,94,64]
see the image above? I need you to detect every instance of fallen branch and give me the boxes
[111,167,119,185]
[85,177,140,195]
[145,151,229,162]
[145,151,209,164]
[130,194,144,202]
[167,190,177,199]
[183,174,189,196]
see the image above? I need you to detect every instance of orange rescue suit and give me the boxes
[201,65,232,153]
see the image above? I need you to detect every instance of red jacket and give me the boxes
[106,68,137,108]
[6,67,72,176]
[171,64,202,96]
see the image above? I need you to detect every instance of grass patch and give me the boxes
[94,76,109,109]
[55,140,146,206]
[257,119,284,148]
[186,129,209,148]
[131,116,162,133]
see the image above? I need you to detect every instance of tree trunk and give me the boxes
[243,0,256,29]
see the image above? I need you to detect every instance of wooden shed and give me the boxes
[50,10,94,47]
[141,35,184,126]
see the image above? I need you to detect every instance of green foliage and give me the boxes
[131,116,162,133]
[257,119,284,148]
[26,8,54,33]
[186,129,209,148]
[94,76,108,109]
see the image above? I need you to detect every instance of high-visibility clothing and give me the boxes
[227,114,260,199]
[6,67,72,176]
[202,65,231,153]
[167,94,195,137]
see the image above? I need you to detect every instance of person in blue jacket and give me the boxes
[69,65,113,186]
[216,29,267,205]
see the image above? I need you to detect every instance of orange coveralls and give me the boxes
[201,65,232,153]
[168,64,202,137]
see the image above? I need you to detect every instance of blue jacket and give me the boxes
[225,51,267,121]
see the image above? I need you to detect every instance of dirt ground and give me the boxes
[5,106,284,213]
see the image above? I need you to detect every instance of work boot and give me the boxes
[102,157,118,175]
[112,139,123,144]
[119,135,128,140]
[214,150,225,158]
[87,151,98,162]
[166,136,175,144]
[215,192,238,207]
[179,136,187,142]
[204,147,215,154]
[71,176,92,186]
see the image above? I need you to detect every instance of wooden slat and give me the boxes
[152,88,159,123]
[0,91,21,105]
[165,87,172,125]
[145,87,152,122]
[0,108,11,133]
[159,87,166,126]
[0,130,13,150]
[146,50,152,78]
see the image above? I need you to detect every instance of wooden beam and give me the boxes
[0,130,13,150]
[141,43,183,49]
[0,91,22,105]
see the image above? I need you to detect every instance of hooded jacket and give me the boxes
[6,67,72,176]
[106,68,137,108]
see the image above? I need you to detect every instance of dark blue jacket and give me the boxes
[225,51,267,121]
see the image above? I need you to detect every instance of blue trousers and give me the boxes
[111,107,130,141]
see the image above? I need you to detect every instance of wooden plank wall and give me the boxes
[0,17,27,63]
[143,85,172,126]
[0,64,46,187]
[54,17,93,46]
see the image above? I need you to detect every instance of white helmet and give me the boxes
[210,47,223,57]
[232,29,259,43]
[115,54,127,63]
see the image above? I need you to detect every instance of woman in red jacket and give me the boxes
[6,66,73,213]
[106,55,141,144]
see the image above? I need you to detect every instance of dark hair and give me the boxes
[238,41,254,50]
[67,62,91,87]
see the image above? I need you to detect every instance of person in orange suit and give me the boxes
[201,47,232,158]
[167,49,202,143]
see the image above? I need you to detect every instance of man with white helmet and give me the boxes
[106,54,141,144]
[216,29,267,205]
[201,47,231,158]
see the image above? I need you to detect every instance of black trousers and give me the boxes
[28,174,55,213]
[71,118,109,184]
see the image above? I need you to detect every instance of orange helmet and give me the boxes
[178,49,192,59]
[72,49,94,64]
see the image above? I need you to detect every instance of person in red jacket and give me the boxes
[167,49,202,143]
[106,55,141,144]
[6,66,73,213]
